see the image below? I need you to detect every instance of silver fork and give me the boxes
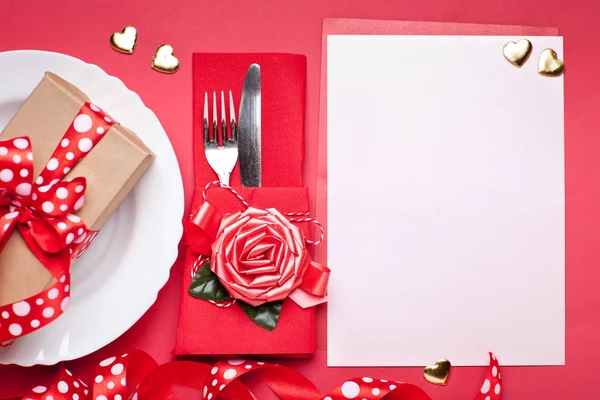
[204,91,238,185]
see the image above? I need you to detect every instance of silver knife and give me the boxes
[238,64,262,187]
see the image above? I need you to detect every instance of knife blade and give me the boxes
[238,63,262,187]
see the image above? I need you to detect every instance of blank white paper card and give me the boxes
[327,35,565,366]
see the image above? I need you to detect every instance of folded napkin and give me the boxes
[175,53,315,356]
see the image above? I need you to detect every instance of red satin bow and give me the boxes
[186,182,330,309]
[21,351,502,400]
[0,103,113,343]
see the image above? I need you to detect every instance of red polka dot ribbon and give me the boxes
[473,353,503,400]
[0,103,112,344]
[21,351,502,400]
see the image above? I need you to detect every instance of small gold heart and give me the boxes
[423,359,452,385]
[503,39,532,67]
[110,26,138,54]
[152,44,180,74]
[538,48,565,77]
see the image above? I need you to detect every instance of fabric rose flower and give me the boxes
[210,207,310,306]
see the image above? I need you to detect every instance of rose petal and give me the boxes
[218,213,250,240]
[269,208,307,254]
[237,225,269,259]
[240,238,280,272]
[264,224,291,251]
[211,253,235,283]
[247,273,281,288]
[263,277,299,302]
[210,206,310,306]
[241,259,277,272]
[225,258,278,289]
[247,241,275,260]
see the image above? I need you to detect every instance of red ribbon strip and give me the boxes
[473,353,503,399]
[0,103,113,344]
[186,182,330,308]
[21,351,502,400]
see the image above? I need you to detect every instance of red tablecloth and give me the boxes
[1,0,600,398]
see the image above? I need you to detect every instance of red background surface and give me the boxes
[1,0,600,398]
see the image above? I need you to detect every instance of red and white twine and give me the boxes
[191,255,236,308]
[202,181,325,245]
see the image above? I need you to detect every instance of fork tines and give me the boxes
[203,91,239,186]
[203,91,237,146]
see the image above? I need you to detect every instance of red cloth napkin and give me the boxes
[175,53,315,356]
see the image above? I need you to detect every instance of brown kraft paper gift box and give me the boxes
[0,72,155,330]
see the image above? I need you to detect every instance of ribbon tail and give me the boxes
[289,261,330,308]
[472,353,503,400]
[0,209,19,255]
[288,288,327,309]
[0,218,71,344]
[301,261,330,297]
[186,201,223,255]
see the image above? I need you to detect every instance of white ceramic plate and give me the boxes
[0,51,183,366]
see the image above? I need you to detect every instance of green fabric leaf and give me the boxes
[239,301,283,331]
[188,260,233,301]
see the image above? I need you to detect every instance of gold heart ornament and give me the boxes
[503,39,532,67]
[152,44,180,74]
[538,48,565,77]
[110,26,138,54]
[423,359,452,385]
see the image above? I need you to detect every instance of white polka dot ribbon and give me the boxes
[205,353,502,400]
[204,358,418,400]
[22,353,130,400]
[0,103,113,344]
[20,351,502,400]
[22,368,89,400]
[91,353,134,400]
